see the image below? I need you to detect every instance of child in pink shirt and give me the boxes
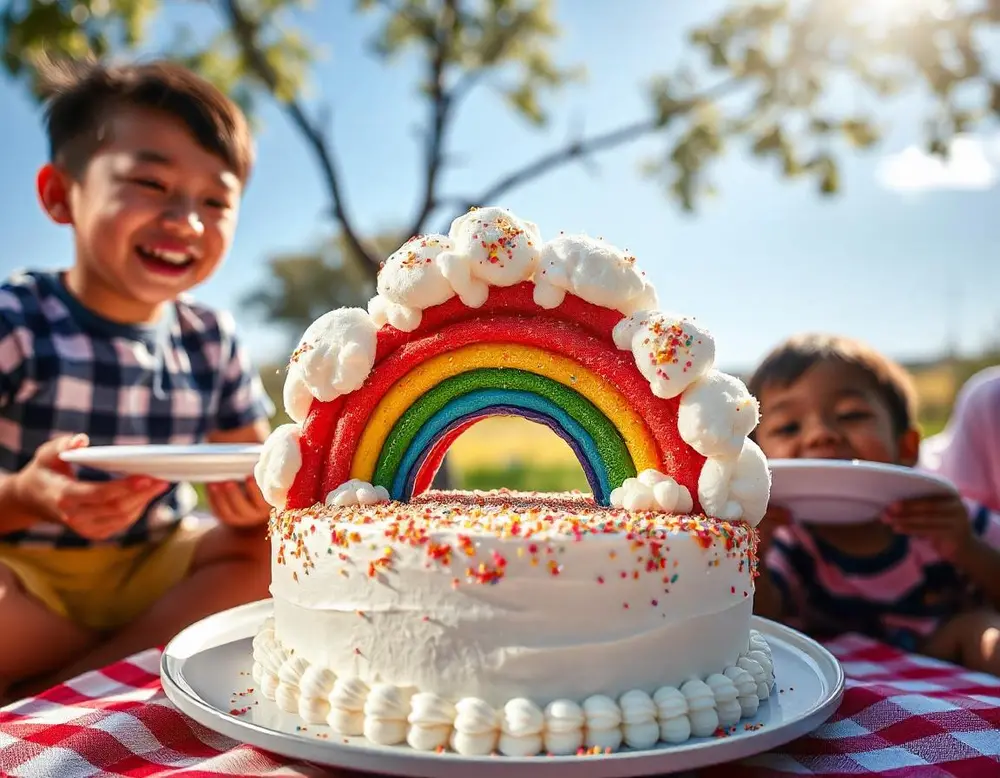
[921,366,1000,513]
[750,334,1000,674]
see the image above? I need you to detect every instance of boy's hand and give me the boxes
[883,494,974,562]
[207,477,270,529]
[757,504,792,554]
[11,434,170,540]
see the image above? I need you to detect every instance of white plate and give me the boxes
[60,444,263,483]
[161,600,844,777]
[768,458,957,525]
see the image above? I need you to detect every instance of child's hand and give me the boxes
[207,477,270,529]
[12,434,170,540]
[883,494,975,562]
[757,504,792,553]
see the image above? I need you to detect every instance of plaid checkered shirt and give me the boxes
[0,270,274,549]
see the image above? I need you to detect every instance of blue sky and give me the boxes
[1,1,998,374]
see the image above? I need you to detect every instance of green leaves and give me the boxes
[358,0,579,126]
[2,0,314,121]
[5,0,1000,282]
[639,0,1000,210]
[2,0,156,91]
[840,118,880,149]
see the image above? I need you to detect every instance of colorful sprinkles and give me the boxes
[269,491,757,591]
[642,315,701,376]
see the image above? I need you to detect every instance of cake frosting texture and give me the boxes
[256,492,772,754]
[252,206,774,755]
[268,493,757,704]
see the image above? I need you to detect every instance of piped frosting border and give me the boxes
[252,616,776,756]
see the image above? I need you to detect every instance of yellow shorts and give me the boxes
[0,518,212,632]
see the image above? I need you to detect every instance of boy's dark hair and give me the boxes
[748,333,918,435]
[36,56,254,182]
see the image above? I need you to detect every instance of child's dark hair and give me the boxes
[748,333,918,435]
[36,56,254,182]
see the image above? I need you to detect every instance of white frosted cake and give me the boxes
[252,207,773,756]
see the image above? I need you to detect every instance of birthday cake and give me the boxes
[251,207,774,756]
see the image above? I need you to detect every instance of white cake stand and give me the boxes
[161,600,844,777]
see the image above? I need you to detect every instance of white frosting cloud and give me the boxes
[254,423,302,509]
[438,207,542,307]
[698,439,771,527]
[283,308,378,423]
[533,234,658,314]
[610,469,693,513]
[368,235,455,333]
[678,371,760,459]
[612,310,716,400]
[325,479,391,508]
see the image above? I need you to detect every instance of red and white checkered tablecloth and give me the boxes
[1,634,999,778]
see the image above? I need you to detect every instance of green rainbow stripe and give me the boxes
[372,368,636,491]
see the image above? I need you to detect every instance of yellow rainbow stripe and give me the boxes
[350,343,660,483]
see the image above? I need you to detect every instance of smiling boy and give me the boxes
[749,334,1000,673]
[0,58,275,698]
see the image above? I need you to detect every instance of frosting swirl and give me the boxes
[326,677,369,735]
[498,698,545,757]
[582,694,623,751]
[724,665,760,717]
[619,689,660,750]
[407,692,456,751]
[363,684,414,745]
[654,686,692,744]
[274,656,309,713]
[705,673,741,728]
[297,665,336,724]
[451,697,499,756]
[681,679,719,738]
[543,699,585,755]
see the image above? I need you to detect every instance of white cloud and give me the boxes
[875,134,1000,193]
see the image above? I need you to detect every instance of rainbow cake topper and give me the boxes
[255,207,771,525]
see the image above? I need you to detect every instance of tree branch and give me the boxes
[455,118,657,212]
[405,0,459,238]
[453,77,743,215]
[217,0,378,278]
